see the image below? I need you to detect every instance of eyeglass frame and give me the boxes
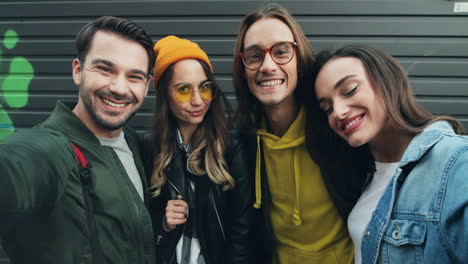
[240,41,297,70]
[169,81,217,103]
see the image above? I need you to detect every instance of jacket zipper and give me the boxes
[210,191,226,240]
[109,149,144,262]
[167,179,183,199]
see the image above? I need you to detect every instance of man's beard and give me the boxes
[79,84,137,131]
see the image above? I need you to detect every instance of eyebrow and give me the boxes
[317,74,357,105]
[174,79,210,88]
[91,58,148,77]
[175,82,191,87]
[335,74,357,89]
[130,69,148,77]
[243,41,291,52]
[199,79,210,87]
[91,58,114,67]
[243,44,260,52]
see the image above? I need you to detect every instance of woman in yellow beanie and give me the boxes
[141,35,254,264]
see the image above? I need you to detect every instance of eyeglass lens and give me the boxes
[175,82,215,102]
[242,42,295,70]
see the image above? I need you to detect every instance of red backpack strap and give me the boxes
[71,142,104,263]
[71,142,87,168]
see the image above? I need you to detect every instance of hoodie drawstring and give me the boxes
[292,148,302,226]
[254,135,262,209]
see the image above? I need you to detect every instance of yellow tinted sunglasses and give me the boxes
[171,82,216,103]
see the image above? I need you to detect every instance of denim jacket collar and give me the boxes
[399,121,454,167]
[362,121,455,191]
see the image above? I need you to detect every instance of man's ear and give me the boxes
[72,58,82,86]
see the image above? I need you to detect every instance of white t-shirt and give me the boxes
[347,161,399,264]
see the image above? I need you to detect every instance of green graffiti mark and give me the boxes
[3,57,34,108]
[0,29,34,142]
[4,29,19,49]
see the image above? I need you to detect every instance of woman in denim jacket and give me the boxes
[305,45,467,264]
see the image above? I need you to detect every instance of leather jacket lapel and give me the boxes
[167,146,188,200]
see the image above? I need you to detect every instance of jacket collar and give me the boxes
[44,101,102,146]
[167,141,189,198]
[399,121,454,167]
[363,121,454,190]
[45,100,136,145]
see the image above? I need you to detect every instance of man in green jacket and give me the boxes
[0,16,156,263]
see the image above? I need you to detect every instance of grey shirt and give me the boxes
[97,131,144,201]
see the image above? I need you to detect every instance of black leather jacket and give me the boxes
[141,130,254,264]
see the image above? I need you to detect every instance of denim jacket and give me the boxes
[361,121,468,264]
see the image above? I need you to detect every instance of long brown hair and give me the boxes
[232,3,315,128]
[149,59,234,197]
[305,45,465,168]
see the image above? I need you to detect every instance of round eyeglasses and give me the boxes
[171,81,217,103]
[240,41,297,70]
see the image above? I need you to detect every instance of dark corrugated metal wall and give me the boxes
[1,0,467,262]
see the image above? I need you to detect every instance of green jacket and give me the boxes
[0,101,155,264]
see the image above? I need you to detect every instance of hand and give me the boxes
[163,195,188,232]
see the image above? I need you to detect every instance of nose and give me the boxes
[333,100,349,120]
[258,52,277,73]
[108,74,129,96]
[190,89,203,106]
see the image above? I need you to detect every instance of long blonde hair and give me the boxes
[149,60,234,197]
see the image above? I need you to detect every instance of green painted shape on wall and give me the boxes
[0,105,14,142]
[3,29,19,50]
[0,28,34,142]
[0,49,3,75]
[2,57,34,108]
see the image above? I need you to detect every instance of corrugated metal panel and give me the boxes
[0,0,467,133]
[0,0,467,261]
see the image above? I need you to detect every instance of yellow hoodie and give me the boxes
[255,108,353,263]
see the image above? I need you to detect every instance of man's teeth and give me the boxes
[344,116,362,130]
[103,99,125,108]
[260,79,282,86]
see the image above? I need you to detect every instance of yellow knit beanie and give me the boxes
[153,35,213,88]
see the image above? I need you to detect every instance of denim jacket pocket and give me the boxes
[379,219,426,264]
